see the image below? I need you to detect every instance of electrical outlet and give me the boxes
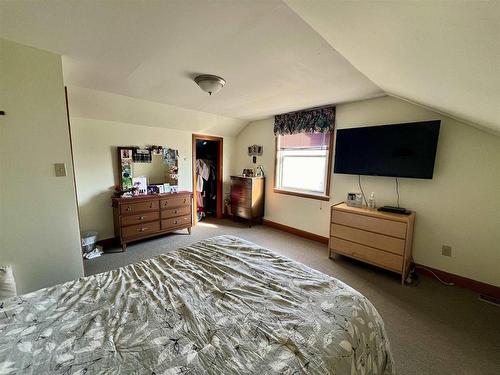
[54,163,67,177]
[442,245,452,257]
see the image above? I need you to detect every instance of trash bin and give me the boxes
[81,231,98,253]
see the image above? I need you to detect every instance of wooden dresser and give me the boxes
[329,202,415,284]
[230,176,264,226]
[112,191,192,251]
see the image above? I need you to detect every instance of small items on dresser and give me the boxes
[230,176,264,227]
[346,192,363,207]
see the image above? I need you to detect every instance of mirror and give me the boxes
[118,146,178,194]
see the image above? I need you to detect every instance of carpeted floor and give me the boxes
[84,218,500,375]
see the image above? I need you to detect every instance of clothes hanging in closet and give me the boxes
[195,159,216,216]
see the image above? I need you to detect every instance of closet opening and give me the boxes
[192,134,223,222]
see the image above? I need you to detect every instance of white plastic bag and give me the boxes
[0,265,17,301]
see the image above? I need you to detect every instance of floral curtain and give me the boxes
[274,106,335,135]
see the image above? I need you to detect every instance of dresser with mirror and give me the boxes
[112,146,192,251]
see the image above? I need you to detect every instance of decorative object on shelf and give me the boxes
[274,106,335,135]
[148,185,160,195]
[113,185,138,198]
[256,165,264,177]
[242,168,254,177]
[368,192,377,209]
[346,192,363,207]
[194,74,226,95]
[132,176,148,195]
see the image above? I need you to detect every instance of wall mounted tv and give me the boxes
[334,120,441,179]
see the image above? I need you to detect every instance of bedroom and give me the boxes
[0,1,499,374]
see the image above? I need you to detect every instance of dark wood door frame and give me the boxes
[192,134,224,221]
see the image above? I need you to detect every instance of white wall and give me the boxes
[0,39,83,293]
[71,117,236,240]
[235,96,500,287]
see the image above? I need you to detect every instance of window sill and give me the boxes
[273,188,330,201]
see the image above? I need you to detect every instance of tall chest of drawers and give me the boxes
[329,202,415,284]
[230,176,265,226]
[112,191,192,251]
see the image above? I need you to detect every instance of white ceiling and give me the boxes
[286,0,500,134]
[2,1,499,134]
[0,0,381,122]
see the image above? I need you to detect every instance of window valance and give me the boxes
[274,106,335,135]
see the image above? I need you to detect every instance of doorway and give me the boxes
[192,134,223,222]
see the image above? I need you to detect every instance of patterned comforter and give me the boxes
[0,235,394,374]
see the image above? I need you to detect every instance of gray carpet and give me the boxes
[84,218,500,375]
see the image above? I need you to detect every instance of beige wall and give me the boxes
[0,39,83,293]
[71,117,236,240]
[235,96,500,287]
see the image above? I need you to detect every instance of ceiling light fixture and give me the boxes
[194,74,226,95]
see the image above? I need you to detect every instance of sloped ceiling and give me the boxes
[67,86,248,137]
[1,1,498,134]
[286,0,500,134]
[0,0,381,123]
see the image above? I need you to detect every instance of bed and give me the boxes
[0,235,394,374]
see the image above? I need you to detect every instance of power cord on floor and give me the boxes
[409,261,455,286]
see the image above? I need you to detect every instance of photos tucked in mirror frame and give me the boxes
[117,146,179,197]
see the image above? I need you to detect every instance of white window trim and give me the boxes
[273,134,333,201]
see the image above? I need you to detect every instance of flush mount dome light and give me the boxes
[194,74,226,95]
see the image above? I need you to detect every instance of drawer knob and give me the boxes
[126,206,131,211]
[138,227,147,232]
[139,216,145,220]
[174,220,178,224]
[173,210,178,214]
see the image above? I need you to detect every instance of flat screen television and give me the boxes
[334,120,441,179]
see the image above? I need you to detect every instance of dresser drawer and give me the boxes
[232,205,251,219]
[332,210,407,239]
[231,177,252,188]
[231,197,251,208]
[161,215,191,229]
[121,212,160,226]
[160,196,190,209]
[231,188,251,202]
[331,223,405,255]
[122,221,160,239]
[331,237,402,272]
[120,200,159,214]
[161,206,191,219]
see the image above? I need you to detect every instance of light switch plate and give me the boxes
[54,163,67,177]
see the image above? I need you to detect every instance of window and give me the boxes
[274,132,332,200]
